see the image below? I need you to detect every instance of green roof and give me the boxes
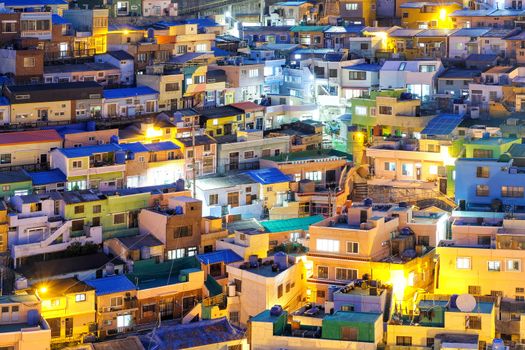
[464,137,519,145]
[290,25,331,32]
[126,256,200,290]
[323,311,382,324]
[261,215,325,233]
[262,149,351,162]
[205,275,223,297]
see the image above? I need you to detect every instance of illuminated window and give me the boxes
[456,257,471,269]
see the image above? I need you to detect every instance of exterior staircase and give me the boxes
[352,182,369,201]
[182,303,202,324]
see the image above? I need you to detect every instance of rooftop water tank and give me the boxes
[327,285,339,302]
[176,178,185,191]
[110,135,119,144]
[87,120,96,131]
[274,252,288,270]
[364,198,373,207]
[270,305,283,316]
[27,310,40,327]
[115,150,126,164]
[141,246,151,260]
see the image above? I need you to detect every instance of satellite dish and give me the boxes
[456,294,477,312]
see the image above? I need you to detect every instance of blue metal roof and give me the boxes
[52,14,69,25]
[0,97,9,106]
[274,0,308,5]
[4,0,67,5]
[343,63,381,72]
[103,86,158,99]
[421,113,464,135]
[244,168,292,185]
[169,52,210,64]
[197,249,243,265]
[85,275,136,296]
[143,141,180,152]
[28,169,66,185]
[57,143,121,158]
[119,142,149,153]
[213,47,230,57]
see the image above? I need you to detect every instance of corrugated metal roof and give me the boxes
[244,168,292,184]
[28,169,66,185]
[0,129,62,145]
[260,215,324,232]
[57,143,121,158]
[85,275,136,296]
[143,141,180,152]
[197,249,243,265]
[103,86,158,99]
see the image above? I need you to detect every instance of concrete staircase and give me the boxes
[182,303,202,324]
[352,182,369,202]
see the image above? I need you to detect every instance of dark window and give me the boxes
[466,315,482,329]
[277,284,283,298]
[473,149,493,158]
[74,205,84,214]
[396,336,412,346]
[72,219,84,231]
[173,225,192,238]
[476,166,489,178]
[317,290,326,298]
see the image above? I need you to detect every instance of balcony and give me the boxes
[99,298,138,313]
[68,163,126,177]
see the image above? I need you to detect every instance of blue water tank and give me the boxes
[27,309,39,327]
[173,111,183,123]
[274,252,289,270]
[449,294,459,309]
[110,135,119,144]
[115,150,126,164]
[482,132,490,139]
[176,178,185,191]
[87,121,96,131]
[127,152,135,161]
[493,339,505,350]
[270,305,283,316]
[327,285,340,302]
[174,206,183,215]
[364,198,373,207]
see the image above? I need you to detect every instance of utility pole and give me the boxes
[192,121,197,199]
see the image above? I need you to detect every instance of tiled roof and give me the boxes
[0,129,62,145]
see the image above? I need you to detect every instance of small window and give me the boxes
[113,213,126,225]
[75,293,86,302]
[93,205,102,213]
[488,261,500,271]
[508,259,521,271]
[317,266,329,279]
[476,166,489,177]
[209,194,218,205]
[476,185,489,197]
[397,336,412,346]
[277,284,283,298]
[74,205,84,214]
[456,257,471,269]
[346,241,359,254]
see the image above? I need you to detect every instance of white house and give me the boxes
[195,174,262,219]
[448,28,491,59]
[96,50,135,86]
[379,60,444,101]
[341,63,381,100]
[102,86,158,118]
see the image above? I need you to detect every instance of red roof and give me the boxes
[230,101,265,112]
[0,129,62,145]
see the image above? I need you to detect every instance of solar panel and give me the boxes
[421,114,464,136]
